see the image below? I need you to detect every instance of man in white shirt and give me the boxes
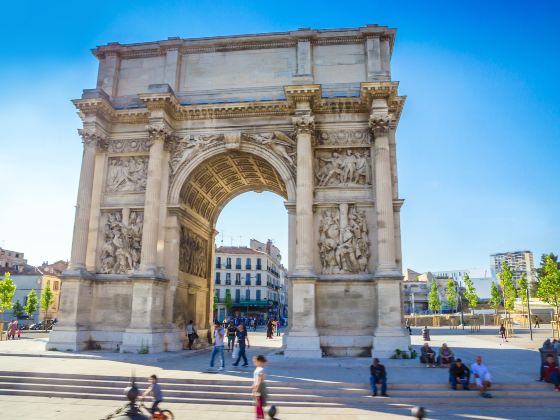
[471,355,492,398]
[209,321,225,371]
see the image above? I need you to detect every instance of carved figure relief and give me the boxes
[318,206,369,274]
[315,149,371,186]
[244,131,295,168]
[179,227,208,278]
[99,210,143,274]
[108,138,151,153]
[106,157,148,192]
[170,134,224,174]
[317,130,370,146]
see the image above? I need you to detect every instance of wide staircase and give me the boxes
[0,370,558,415]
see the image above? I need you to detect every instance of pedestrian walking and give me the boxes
[8,320,17,340]
[369,358,388,397]
[252,318,257,332]
[405,319,412,335]
[233,323,250,367]
[499,323,508,343]
[209,321,225,371]
[186,320,197,350]
[227,321,237,352]
[266,319,273,339]
[534,315,541,328]
[252,355,268,419]
[276,319,281,336]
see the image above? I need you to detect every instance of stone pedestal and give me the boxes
[121,277,182,353]
[372,278,410,358]
[47,275,93,351]
[284,277,322,358]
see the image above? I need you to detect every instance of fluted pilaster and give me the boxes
[69,129,106,271]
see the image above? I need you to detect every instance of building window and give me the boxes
[235,273,241,285]
[246,289,251,300]
[216,289,220,300]
[256,290,261,301]
[246,258,251,270]
[215,272,221,285]
[236,257,242,269]
[216,257,221,269]
[226,257,232,269]
[256,273,261,285]
[256,258,262,270]
[245,273,251,286]
[235,289,241,303]
[225,273,231,285]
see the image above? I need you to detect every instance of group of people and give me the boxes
[5,320,21,340]
[539,338,560,391]
[370,353,494,398]
[210,320,251,370]
[419,342,455,367]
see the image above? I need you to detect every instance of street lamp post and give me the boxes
[456,281,465,330]
[526,287,533,341]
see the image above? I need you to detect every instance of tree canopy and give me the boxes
[498,261,516,312]
[25,289,38,318]
[445,278,458,311]
[517,272,529,308]
[537,255,560,314]
[463,273,479,311]
[224,289,233,314]
[489,282,501,314]
[428,281,441,313]
[0,272,17,319]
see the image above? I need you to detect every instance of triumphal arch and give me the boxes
[48,24,409,357]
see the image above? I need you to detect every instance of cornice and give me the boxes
[73,82,404,124]
[92,25,397,59]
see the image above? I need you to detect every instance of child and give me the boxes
[252,355,267,419]
[141,374,163,414]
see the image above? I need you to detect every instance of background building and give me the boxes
[0,247,27,273]
[490,250,535,286]
[214,239,287,322]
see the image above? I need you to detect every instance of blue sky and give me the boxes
[0,1,558,272]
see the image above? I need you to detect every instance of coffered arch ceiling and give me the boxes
[179,151,288,223]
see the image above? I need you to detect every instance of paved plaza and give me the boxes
[0,326,559,419]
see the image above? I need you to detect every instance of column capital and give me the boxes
[78,128,108,150]
[292,114,315,136]
[368,113,392,137]
[146,122,174,147]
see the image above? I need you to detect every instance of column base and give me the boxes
[121,328,182,354]
[284,331,322,358]
[372,327,411,359]
[46,326,91,352]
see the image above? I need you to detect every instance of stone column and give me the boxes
[138,123,170,275]
[284,108,321,358]
[369,106,398,276]
[369,99,409,357]
[68,129,105,272]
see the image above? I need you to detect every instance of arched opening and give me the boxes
[171,150,291,342]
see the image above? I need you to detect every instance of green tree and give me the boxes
[25,289,38,319]
[12,300,25,319]
[445,279,458,311]
[489,282,502,314]
[428,281,441,314]
[0,272,17,340]
[518,272,529,308]
[213,291,219,315]
[463,273,479,312]
[537,255,560,314]
[498,261,516,312]
[40,283,54,331]
[224,289,233,316]
[534,253,560,296]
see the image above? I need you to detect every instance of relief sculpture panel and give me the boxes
[99,210,143,274]
[170,134,224,175]
[316,129,371,146]
[318,205,369,274]
[243,131,295,170]
[315,149,371,187]
[106,157,148,192]
[179,227,208,278]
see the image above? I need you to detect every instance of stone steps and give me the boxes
[0,371,558,409]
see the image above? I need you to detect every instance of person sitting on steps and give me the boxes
[449,358,470,390]
[437,343,455,366]
[420,342,437,367]
[539,354,560,391]
[369,358,388,397]
[471,355,492,398]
